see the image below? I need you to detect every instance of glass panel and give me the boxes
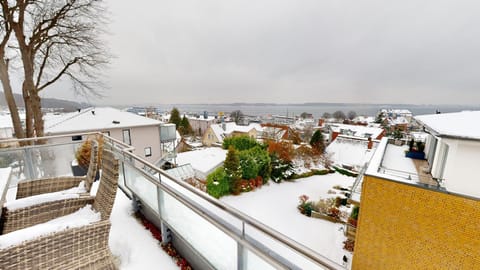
[0,148,28,186]
[124,163,158,213]
[244,249,277,270]
[159,190,237,269]
[245,224,328,270]
[28,143,80,179]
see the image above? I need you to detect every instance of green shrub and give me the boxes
[223,136,262,151]
[206,167,230,198]
[297,195,314,217]
[332,165,358,177]
[238,146,271,181]
[239,150,259,180]
[290,169,331,180]
[270,153,293,183]
[350,205,360,220]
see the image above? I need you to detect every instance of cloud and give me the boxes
[43,0,480,105]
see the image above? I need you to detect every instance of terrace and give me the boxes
[0,133,343,269]
[350,137,441,204]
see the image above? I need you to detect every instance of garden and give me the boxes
[206,134,330,198]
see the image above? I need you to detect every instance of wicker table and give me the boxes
[0,167,12,216]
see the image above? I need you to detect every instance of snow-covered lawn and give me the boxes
[107,185,178,270]
[221,173,355,267]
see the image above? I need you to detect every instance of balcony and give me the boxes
[0,133,343,269]
[360,137,445,192]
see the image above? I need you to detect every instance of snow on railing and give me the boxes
[0,133,343,270]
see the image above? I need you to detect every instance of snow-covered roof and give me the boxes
[262,126,287,140]
[165,164,195,180]
[45,107,161,134]
[381,109,412,115]
[415,111,480,140]
[188,115,216,122]
[326,136,376,169]
[329,123,384,139]
[388,116,409,125]
[175,148,227,175]
[0,115,13,128]
[293,119,315,130]
[353,116,375,124]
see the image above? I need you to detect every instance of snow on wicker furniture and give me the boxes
[0,148,118,269]
[15,140,99,199]
[0,207,114,269]
[1,147,118,235]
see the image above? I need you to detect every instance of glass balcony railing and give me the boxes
[0,133,343,270]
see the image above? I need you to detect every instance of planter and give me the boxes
[311,210,344,223]
[405,151,425,160]
[71,160,99,180]
[346,224,357,240]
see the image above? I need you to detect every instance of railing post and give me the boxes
[23,148,36,180]
[237,222,246,270]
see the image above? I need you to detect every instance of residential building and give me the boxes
[188,115,217,136]
[352,111,480,268]
[380,109,413,122]
[325,135,377,172]
[327,123,385,142]
[415,110,480,196]
[261,124,288,142]
[202,122,259,146]
[44,107,166,163]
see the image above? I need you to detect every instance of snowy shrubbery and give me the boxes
[205,167,230,198]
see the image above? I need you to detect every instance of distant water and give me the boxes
[151,103,480,118]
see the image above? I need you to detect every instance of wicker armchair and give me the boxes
[15,140,99,199]
[0,148,119,269]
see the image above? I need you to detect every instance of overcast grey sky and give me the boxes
[42,0,480,105]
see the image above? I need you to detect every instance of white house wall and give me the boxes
[47,125,162,164]
[431,138,446,179]
[441,139,480,198]
[109,125,161,163]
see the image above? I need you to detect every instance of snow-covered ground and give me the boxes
[108,186,178,270]
[382,144,416,173]
[222,173,355,267]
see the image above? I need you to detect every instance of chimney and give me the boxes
[203,111,208,119]
[367,137,373,149]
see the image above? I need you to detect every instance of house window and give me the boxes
[144,147,152,157]
[72,135,82,141]
[122,129,131,145]
[103,131,110,136]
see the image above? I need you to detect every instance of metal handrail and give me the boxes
[0,132,343,269]
[119,140,342,269]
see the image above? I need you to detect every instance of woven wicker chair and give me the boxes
[15,140,99,199]
[0,148,119,269]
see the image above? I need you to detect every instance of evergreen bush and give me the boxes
[206,167,230,198]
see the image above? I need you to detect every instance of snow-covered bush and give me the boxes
[206,167,230,198]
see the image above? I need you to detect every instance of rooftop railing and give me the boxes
[0,133,343,270]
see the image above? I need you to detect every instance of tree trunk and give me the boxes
[0,56,24,139]
[30,89,44,137]
[22,85,34,138]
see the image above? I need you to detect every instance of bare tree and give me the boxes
[230,110,243,124]
[1,0,109,138]
[332,110,346,120]
[0,2,25,139]
[347,110,357,120]
[322,112,331,119]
